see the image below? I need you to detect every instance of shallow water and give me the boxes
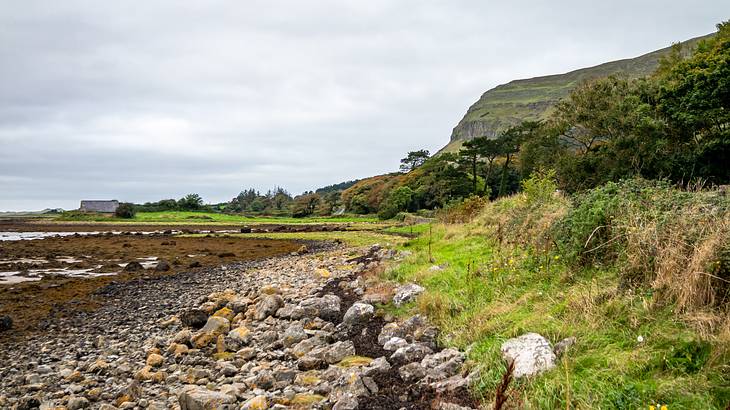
[0,230,173,241]
[0,272,41,284]
[0,252,132,283]
[0,267,120,284]
[0,231,98,241]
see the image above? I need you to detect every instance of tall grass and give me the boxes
[383,177,730,408]
[557,180,730,318]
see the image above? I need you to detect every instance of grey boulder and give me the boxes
[501,333,556,378]
[393,283,425,306]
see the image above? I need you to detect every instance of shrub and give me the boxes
[178,193,204,211]
[114,203,136,219]
[439,196,489,224]
[348,194,371,214]
[378,186,414,220]
[558,179,730,312]
[291,193,321,218]
[557,181,622,265]
[474,171,569,249]
[520,169,558,205]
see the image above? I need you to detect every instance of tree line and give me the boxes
[338,21,729,219]
[116,21,728,220]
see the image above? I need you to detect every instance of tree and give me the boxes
[348,194,370,214]
[458,136,503,197]
[497,123,537,197]
[655,21,730,183]
[268,187,293,211]
[400,150,430,172]
[378,186,414,220]
[518,123,566,183]
[230,189,259,212]
[458,139,483,195]
[553,76,637,154]
[114,203,136,219]
[317,191,341,215]
[178,193,204,211]
[249,197,267,212]
[291,193,322,217]
[408,153,471,210]
[478,138,502,197]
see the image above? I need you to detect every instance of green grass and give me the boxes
[56,211,380,225]
[381,223,431,236]
[383,224,729,409]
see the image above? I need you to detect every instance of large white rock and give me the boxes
[500,333,556,378]
[342,302,375,327]
[393,283,425,306]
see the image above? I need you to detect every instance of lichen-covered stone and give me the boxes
[393,283,425,306]
[342,302,374,328]
[501,333,556,378]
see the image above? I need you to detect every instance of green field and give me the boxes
[56,211,380,225]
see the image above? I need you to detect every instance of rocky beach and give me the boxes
[0,238,480,410]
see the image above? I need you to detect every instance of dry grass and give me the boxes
[387,180,730,408]
[621,195,730,313]
[473,192,569,251]
[450,180,730,335]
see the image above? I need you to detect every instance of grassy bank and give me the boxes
[55,211,379,225]
[383,178,729,409]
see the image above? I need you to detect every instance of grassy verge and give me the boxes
[54,211,380,225]
[382,179,729,409]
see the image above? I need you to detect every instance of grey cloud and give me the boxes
[0,0,727,210]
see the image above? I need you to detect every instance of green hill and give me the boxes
[443,33,712,152]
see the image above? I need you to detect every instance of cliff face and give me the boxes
[446,34,711,150]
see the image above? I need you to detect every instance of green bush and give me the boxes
[520,169,558,205]
[556,179,730,310]
[291,193,321,218]
[349,194,370,214]
[439,195,489,224]
[114,203,136,219]
[557,180,622,265]
[378,186,414,220]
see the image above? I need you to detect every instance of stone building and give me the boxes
[79,200,119,213]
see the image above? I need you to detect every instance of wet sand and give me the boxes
[0,229,302,338]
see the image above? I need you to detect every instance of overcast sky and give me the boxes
[0,1,726,210]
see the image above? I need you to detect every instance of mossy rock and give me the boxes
[243,395,268,410]
[260,285,280,294]
[337,355,373,368]
[291,394,326,406]
[295,370,321,386]
[212,352,235,361]
[212,307,234,321]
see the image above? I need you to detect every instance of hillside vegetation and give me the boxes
[385,176,729,408]
[444,33,712,152]
[333,23,729,221]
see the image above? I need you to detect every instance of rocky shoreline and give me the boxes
[0,243,480,410]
